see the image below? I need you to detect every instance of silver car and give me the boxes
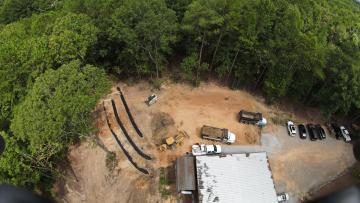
[287,121,296,136]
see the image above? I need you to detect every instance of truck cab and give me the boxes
[192,144,222,156]
[225,131,236,144]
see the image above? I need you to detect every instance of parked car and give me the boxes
[340,126,351,142]
[298,124,307,139]
[315,124,326,140]
[277,192,289,202]
[306,124,318,141]
[287,121,296,136]
[331,123,342,139]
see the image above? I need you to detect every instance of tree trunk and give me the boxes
[209,32,223,71]
[155,47,159,78]
[154,42,159,78]
[226,48,240,83]
[254,66,268,90]
[197,32,206,85]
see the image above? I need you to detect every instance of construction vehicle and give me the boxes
[201,125,236,144]
[159,131,188,151]
[192,143,222,156]
[238,110,267,126]
[146,94,157,106]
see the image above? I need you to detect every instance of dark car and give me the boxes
[331,123,342,139]
[306,124,318,141]
[298,124,307,139]
[315,124,326,140]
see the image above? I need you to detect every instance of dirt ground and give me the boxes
[265,126,356,203]
[57,81,355,203]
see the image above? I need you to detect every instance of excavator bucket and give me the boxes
[159,144,167,152]
[179,130,190,138]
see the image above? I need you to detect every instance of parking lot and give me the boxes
[222,125,356,202]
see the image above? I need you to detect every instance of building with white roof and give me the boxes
[176,152,278,203]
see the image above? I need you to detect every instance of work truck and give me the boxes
[200,125,236,144]
[238,110,267,126]
[192,144,222,156]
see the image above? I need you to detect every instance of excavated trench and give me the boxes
[117,87,144,138]
[103,103,149,175]
[110,99,152,160]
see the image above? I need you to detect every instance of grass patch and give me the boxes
[269,111,295,125]
[105,151,117,172]
[151,78,165,90]
[158,167,174,199]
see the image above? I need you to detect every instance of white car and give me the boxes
[192,144,222,156]
[340,126,351,142]
[287,121,296,136]
[277,192,289,202]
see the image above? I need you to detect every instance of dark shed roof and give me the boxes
[176,155,196,192]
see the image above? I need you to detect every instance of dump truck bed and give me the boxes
[239,110,263,123]
[201,125,227,139]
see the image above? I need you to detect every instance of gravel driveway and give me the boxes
[222,126,356,203]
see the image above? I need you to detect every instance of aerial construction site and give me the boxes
[59,81,355,203]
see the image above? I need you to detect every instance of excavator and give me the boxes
[159,130,189,152]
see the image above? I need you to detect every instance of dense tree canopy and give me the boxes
[0,0,359,194]
[109,0,177,76]
[0,11,98,130]
[1,61,110,190]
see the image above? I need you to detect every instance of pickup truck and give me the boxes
[201,125,236,144]
[192,144,222,156]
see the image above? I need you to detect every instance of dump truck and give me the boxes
[200,125,236,144]
[238,110,267,126]
[192,144,222,156]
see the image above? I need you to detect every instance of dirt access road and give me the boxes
[58,81,355,203]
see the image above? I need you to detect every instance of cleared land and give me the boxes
[57,81,355,203]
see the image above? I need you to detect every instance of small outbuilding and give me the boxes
[176,155,196,194]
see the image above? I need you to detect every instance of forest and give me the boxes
[0,0,359,194]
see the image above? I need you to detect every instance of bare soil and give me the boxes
[57,81,355,203]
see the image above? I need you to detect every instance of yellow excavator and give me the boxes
[159,131,189,152]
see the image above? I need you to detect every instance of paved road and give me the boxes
[221,133,281,154]
[222,126,356,203]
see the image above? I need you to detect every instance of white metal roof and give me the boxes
[195,152,278,203]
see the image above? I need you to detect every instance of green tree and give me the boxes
[11,60,110,156]
[109,0,177,77]
[0,12,99,130]
[0,0,60,24]
[181,0,225,84]
[6,60,109,190]
[0,132,42,189]
[49,12,99,65]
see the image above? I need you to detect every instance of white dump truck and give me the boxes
[192,144,222,156]
[201,125,236,144]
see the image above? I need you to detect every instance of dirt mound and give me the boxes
[151,112,178,145]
